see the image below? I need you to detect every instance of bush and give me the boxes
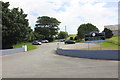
[46,37,54,42]
[58,31,68,39]
[102,28,113,38]
[70,37,73,40]
[74,36,79,40]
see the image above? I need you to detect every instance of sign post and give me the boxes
[100,42,102,50]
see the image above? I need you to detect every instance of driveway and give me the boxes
[1,42,118,78]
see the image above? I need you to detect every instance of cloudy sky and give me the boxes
[3,0,119,34]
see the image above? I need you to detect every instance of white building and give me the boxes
[104,25,120,36]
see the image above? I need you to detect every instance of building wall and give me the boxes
[104,25,120,36]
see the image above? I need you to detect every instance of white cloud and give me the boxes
[3,0,118,34]
[57,0,117,33]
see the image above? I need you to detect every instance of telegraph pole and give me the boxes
[65,26,67,40]
[65,26,67,32]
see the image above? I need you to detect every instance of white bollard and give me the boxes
[57,43,60,49]
[22,45,27,52]
[24,45,27,51]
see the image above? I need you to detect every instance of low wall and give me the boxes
[56,48,120,60]
[0,45,27,55]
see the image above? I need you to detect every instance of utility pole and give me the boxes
[65,26,67,33]
[65,26,67,40]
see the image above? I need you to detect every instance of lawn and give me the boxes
[13,42,38,51]
[106,36,120,45]
[75,36,120,50]
[67,34,76,40]
[79,42,119,50]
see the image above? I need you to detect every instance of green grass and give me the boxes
[74,42,119,50]
[68,34,77,37]
[13,42,38,51]
[67,34,76,40]
[106,36,120,45]
[73,36,120,50]
[76,39,85,43]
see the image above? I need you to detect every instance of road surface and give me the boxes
[1,42,118,78]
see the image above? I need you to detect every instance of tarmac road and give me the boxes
[2,42,118,78]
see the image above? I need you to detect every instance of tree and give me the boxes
[24,27,35,42]
[34,32,45,41]
[77,23,99,39]
[2,1,30,49]
[35,16,61,41]
[74,36,79,40]
[102,28,113,38]
[58,31,68,39]
[70,37,73,40]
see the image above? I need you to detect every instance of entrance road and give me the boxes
[2,42,118,78]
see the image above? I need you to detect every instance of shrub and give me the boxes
[46,37,54,42]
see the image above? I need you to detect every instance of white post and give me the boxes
[88,43,89,50]
[24,45,27,51]
[100,42,102,50]
[57,43,60,49]
[22,45,27,52]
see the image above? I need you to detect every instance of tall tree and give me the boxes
[102,28,113,38]
[24,27,35,42]
[77,23,99,39]
[35,16,61,40]
[2,1,30,49]
[58,31,68,39]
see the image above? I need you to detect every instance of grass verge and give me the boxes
[106,36,120,45]
[79,42,119,50]
[13,42,38,51]
[73,36,120,50]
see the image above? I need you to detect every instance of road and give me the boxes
[1,42,118,78]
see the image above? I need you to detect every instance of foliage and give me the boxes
[34,32,45,41]
[77,23,99,39]
[74,36,78,40]
[35,16,61,40]
[70,37,73,40]
[2,1,33,49]
[23,27,36,42]
[67,34,76,40]
[13,42,38,51]
[102,28,113,39]
[45,37,54,42]
[58,31,68,39]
